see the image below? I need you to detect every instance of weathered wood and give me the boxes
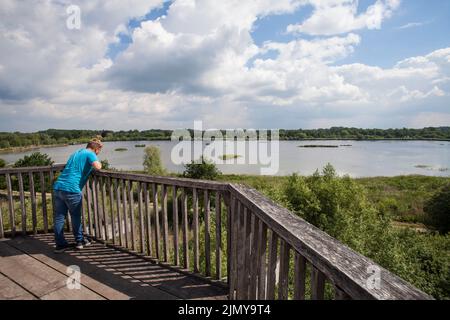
[5,174,15,236]
[215,192,222,280]
[225,193,231,285]
[107,177,116,245]
[101,176,108,241]
[278,239,290,300]
[249,214,260,299]
[181,188,189,269]
[204,189,211,277]
[172,186,179,266]
[192,188,199,273]
[127,180,136,251]
[152,183,160,259]
[94,170,229,191]
[28,172,37,235]
[294,252,307,300]
[49,169,55,232]
[17,173,27,235]
[121,179,129,248]
[144,183,152,256]
[229,183,433,300]
[228,196,238,300]
[0,164,65,175]
[39,172,48,233]
[115,179,123,246]
[236,202,247,300]
[92,177,99,238]
[266,230,278,300]
[0,202,4,238]
[81,187,86,234]
[257,221,268,300]
[137,182,145,253]
[85,179,93,236]
[161,184,169,262]
[242,207,252,299]
[311,267,326,300]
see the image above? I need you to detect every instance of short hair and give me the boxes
[86,136,104,150]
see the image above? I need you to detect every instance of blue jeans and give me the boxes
[53,190,84,246]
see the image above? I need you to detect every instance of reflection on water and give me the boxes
[1,140,449,177]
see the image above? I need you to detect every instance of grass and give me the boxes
[298,145,339,148]
[135,144,146,148]
[219,154,241,160]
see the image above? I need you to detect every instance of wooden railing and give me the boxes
[0,165,433,300]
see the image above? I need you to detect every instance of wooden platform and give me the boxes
[0,234,228,300]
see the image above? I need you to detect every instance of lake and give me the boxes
[1,140,449,177]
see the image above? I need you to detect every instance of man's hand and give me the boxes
[92,161,102,170]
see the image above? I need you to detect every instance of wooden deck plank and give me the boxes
[0,273,37,300]
[0,241,103,300]
[2,234,227,300]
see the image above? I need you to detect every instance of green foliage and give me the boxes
[0,158,6,168]
[13,152,54,167]
[183,157,221,180]
[143,145,166,176]
[100,159,115,171]
[424,184,450,234]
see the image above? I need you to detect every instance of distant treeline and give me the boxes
[1,127,449,149]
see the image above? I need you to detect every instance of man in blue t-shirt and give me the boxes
[53,137,103,253]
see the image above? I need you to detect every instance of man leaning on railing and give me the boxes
[52,136,103,253]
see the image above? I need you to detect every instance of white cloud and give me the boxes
[287,0,401,36]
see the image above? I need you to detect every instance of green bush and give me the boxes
[143,145,166,176]
[183,156,221,180]
[13,152,54,167]
[424,184,450,234]
[0,158,6,168]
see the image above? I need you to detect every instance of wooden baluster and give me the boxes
[334,285,351,300]
[229,196,238,300]
[215,192,222,280]
[192,188,199,273]
[101,177,108,241]
[128,180,136,251]
[204,190,211,277]
[0,201,4,238]
[181,188,189,269]
[122,179,129,248]
[81,187,86,235]
[115,179,123,247]
[29,172,37,235]
[137,182,145,253]
[161,184,169,262]
[266,230,278,300]
[278,239,290,300]
[249,215,260,299]
[108,177,116,244]
[236,202,246,300]
[144,183,152,256]
[226,194,232,286]
[294,252,307,300]
[39,172,47,234]
[242,207,252,299]
[17,173,26,235]
[172,186,179,265]
[311,267,326,300]
[92,178,99,239]
[85,179,93,236]
[152,183,160,260]
[49,169,56,232]
[257,221,268,300]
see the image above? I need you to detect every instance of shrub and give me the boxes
[424,184,450,234]
[143,145,165,176]
[14,152,54,167]
[0,158,6,168]
[183,156,221,180]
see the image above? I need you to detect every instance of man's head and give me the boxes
[86,136,103,155]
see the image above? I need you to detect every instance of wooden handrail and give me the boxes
[0,165,434,300]
[229,183,433,300]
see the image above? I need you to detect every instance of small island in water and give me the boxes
[115,148,128,152]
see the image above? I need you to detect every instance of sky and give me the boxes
[0,0,449,132]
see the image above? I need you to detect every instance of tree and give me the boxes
[424,184,450,234]
[183,156,221,180]
[0,158,6,168]
[14,152,54,167]
[143,146,165,175]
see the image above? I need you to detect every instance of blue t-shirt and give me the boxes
[54,149,99,193]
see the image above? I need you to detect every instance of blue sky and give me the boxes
[0,0,449,131]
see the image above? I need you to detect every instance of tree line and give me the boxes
[1,127,449,149]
